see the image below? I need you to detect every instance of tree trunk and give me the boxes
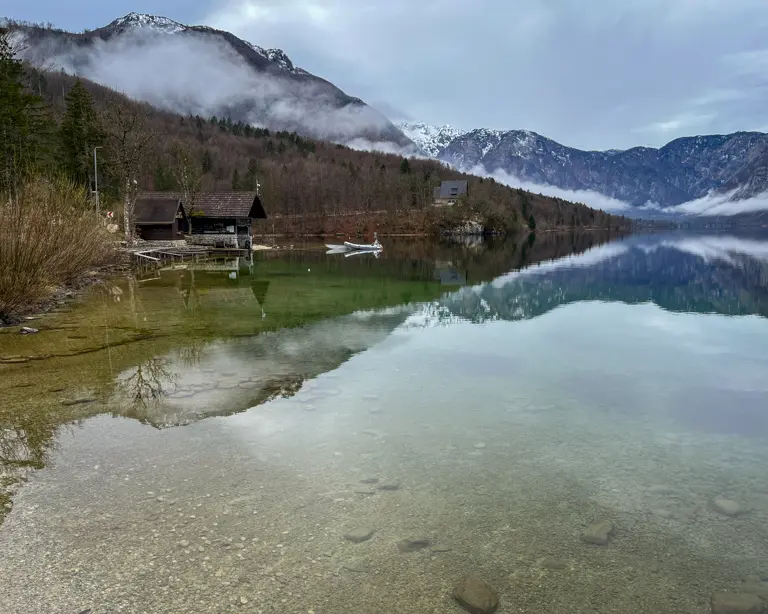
[123,178,133,243]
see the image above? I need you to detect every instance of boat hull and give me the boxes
[343,241,382,251]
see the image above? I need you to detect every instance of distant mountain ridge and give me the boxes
[397,120,768,209]
[9,12,416,149]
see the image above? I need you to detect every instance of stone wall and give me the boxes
[186,234,241,248]
[133,239,188,249]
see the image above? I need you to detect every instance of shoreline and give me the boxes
[0,262,130,329]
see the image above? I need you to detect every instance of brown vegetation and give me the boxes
[0,177,111,322]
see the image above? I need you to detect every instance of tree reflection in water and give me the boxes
[119,357,176,412]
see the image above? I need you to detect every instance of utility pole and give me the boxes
[93,145,103,216]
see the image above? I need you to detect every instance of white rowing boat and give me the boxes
[325,243,350,253]
[343,232,382,252]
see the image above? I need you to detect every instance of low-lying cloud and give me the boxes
[467,164,635,212]
[17,26,404,146]
[469,163,768,218]
[663,189,768,216]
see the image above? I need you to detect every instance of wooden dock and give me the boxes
[127,246,251,272]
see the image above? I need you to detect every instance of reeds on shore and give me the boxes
[0,177,112,322]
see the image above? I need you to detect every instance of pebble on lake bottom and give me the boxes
[540,558,567,570]
[453,574,500,614]
[713,498,746,517]
[397,538,432,553]
[581,519,614,545]
[343,528,374,543]
[377,483,400,491]
[741,581,768,599]
[710,592,764,614]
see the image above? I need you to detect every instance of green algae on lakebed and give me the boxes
[0,253,449,525]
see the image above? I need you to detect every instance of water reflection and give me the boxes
[2,232,768,613]
[114,309,411,427]
[417,233,768,326]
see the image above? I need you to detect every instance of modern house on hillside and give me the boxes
[136,192,267,249]
[433,180,469,206]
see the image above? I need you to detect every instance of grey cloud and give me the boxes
[19,27,400,145]
[468,165,634,212]
[665,189,768,216]
[206,0,768,150]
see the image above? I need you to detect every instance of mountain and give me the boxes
[26,69,629,235]
[396,121,467,158]
[424,234,768,325]
[9,12,416,150]
[397,121,768,210]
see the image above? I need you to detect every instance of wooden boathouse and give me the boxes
[134,197,189,241]
[136,192,267,249]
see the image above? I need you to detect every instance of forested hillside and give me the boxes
[7,37,629,235]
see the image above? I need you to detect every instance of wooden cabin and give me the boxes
[134,197,189,241]
[137,192,267,249]
[433,180,469,207]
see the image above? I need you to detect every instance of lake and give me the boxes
[1,231,768,614]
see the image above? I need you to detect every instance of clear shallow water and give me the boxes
[1,232,768,613]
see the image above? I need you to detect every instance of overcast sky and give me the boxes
[5,0,768,150]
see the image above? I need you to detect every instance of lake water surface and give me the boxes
[1,232,768,613]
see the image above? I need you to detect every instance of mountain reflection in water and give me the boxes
[2,232,768,614]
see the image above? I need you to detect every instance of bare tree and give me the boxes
[103,99,153,243]
[168,138,202,227]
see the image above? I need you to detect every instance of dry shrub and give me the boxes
[0,176,111,320]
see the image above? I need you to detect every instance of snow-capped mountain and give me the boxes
[401,121,768,209]
[108,12,186,34]
[395,121,467,157]
[12,13,414,148]
[108,13,307,75]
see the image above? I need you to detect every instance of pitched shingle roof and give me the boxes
[138,192,267,219]
[134,198,184,225]
[435,180,468,199]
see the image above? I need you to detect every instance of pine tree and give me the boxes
[243,158,258,190]
[201,149,213,174]
[60,78,103,187]
[154,161,176,190]
[528,214,536,231]
[0,28,57,193]
[232,168,240,190]
[399,158,411,174]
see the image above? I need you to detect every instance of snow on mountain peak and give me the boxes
[244,42,301,73]
[109,13,186,34]
[107,13,303,74]
[395,121,467,157]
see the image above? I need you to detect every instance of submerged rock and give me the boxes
[343,528,374,543]
[710,592,764,614]
[540,558,567,570]
[742,581,768,599]
[397,538,432,553]
[61,397,97,407]
[340,558,368,573]
[453,575,500,614]
[713,498,747,517]
[581,520,614,545]
[378,483,400,491]
[652,508,674,519]
[19,326,39,334]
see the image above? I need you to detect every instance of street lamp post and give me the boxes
[93,146,103,216]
